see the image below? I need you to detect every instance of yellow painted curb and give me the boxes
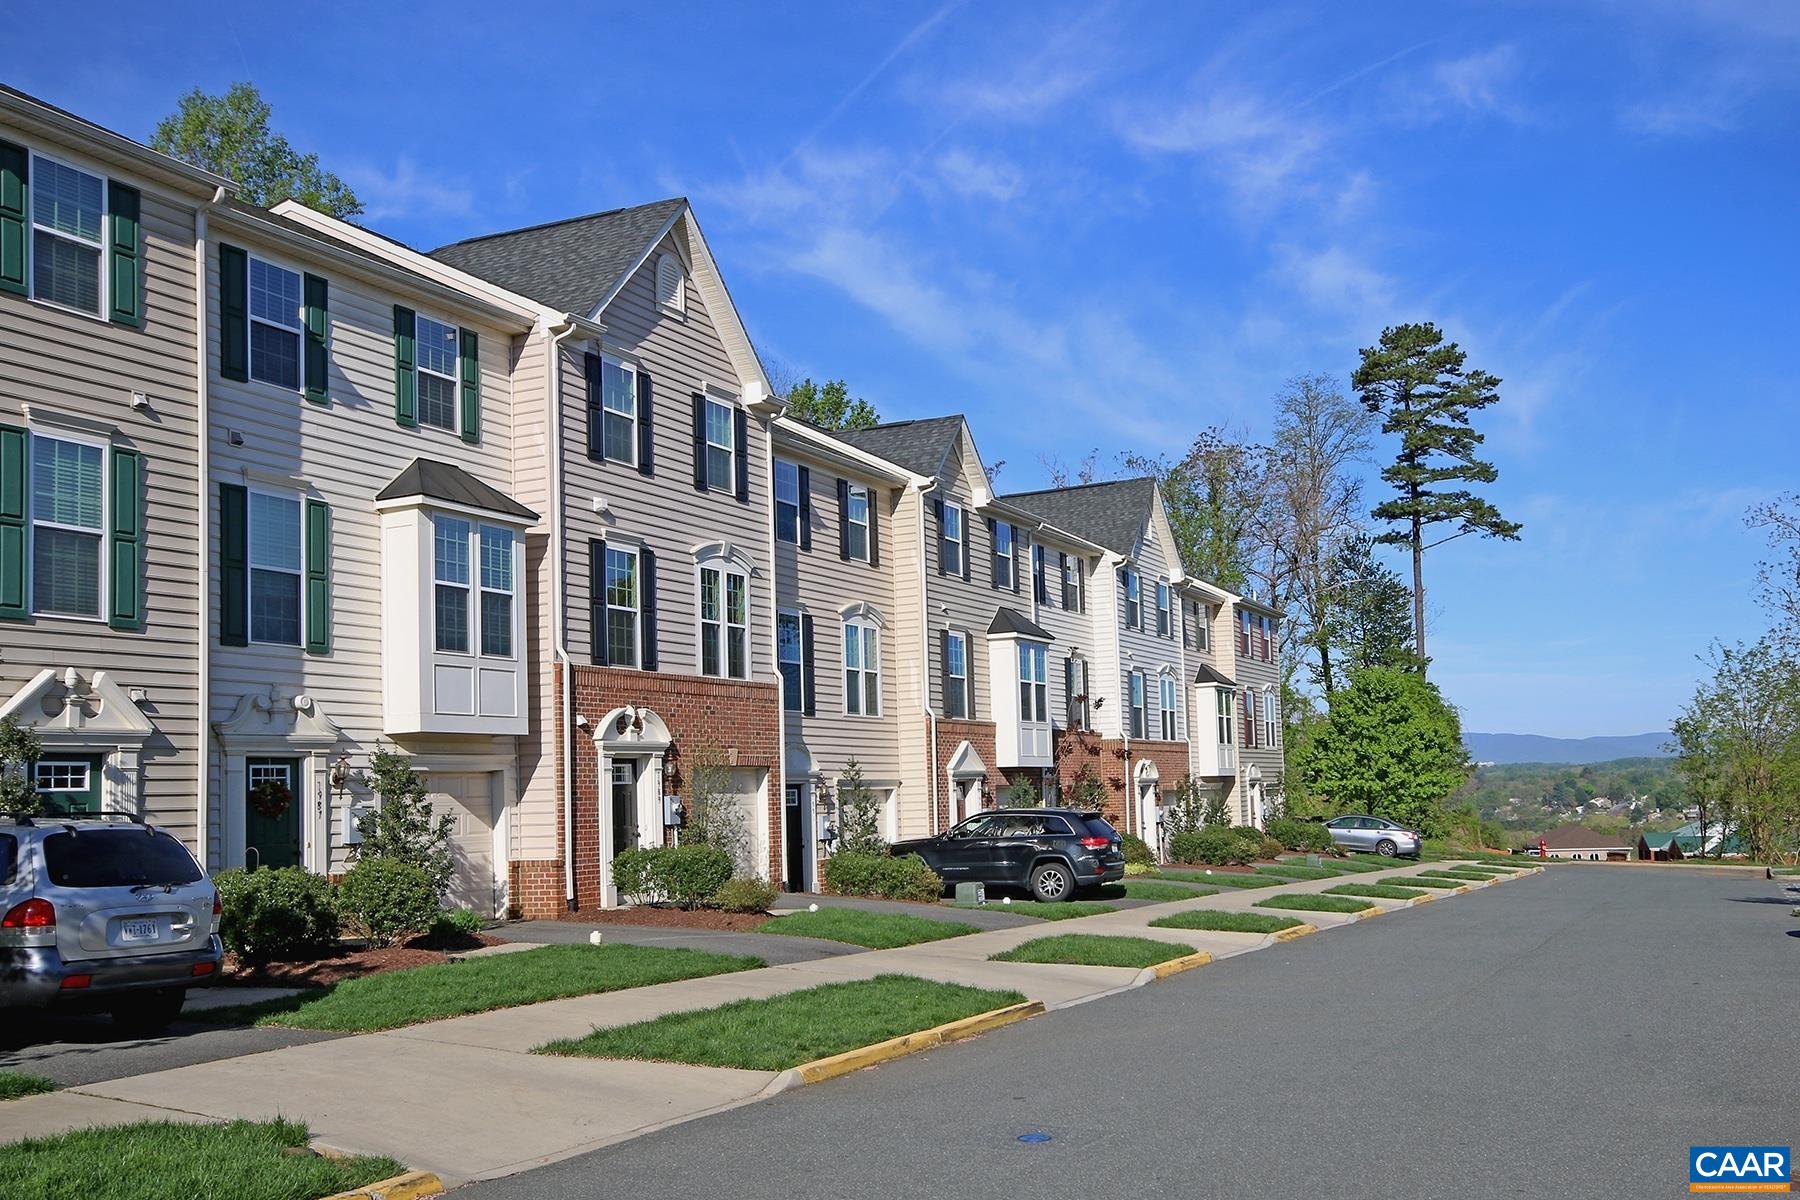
[1356,907,1385,918]
[789,1000,1046,1087]
[1149,950,1214,979]
[1411,893,1435,904]
[1273,923,1318,941]
[320,1170,443,1200]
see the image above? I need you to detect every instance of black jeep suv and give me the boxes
[890,808,1125,902]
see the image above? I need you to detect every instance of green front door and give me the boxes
[245,757,303,869]
[34,755,103,816]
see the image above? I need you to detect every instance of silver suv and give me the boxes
[1,815,222,1032]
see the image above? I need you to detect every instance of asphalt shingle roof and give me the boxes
[1000,477,1158,557]
[1538,824,1632,850]
[987,607,1053,640]
[376,458,538,522]
[428,198,686,316]
[835,416,966,478]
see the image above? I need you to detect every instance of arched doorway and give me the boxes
[1134,758,1161,856]
[592,705,672,906]
[1246,764,1265,829]
[945,740,988,825]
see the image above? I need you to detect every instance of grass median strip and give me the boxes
[1119,880,1219,902]
[537,975,1025,1070]
[1325,882,1430,901]
[1420,868,1492,881]
[1254,864,1340,881]
[1391,875,1468,889]
[204,944,762,1032]
[1148,909,1306,934]
[951,900,1118,920]
[0,1117,402,1200]
[0,1071,55,1101]
[761,908,977,949]
[1151,870,1281,889]
[990,933,1199,969]
[1253,893,1381,914]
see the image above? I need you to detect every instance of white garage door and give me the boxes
[429,773,498,915]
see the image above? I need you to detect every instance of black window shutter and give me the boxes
[801,614,816,716]
[939,630,951,718]
[966,634,976,718]
[690,394,706,491]
[0,423,26,620]
[636,369,655,476]
[589,538,607,665]
[836,479,850,560]
[797,465,813,551]
[219,483,248,646]
[107,181,141,327]
[640,547,658,670]
[0,140,25,297]
[585,353,603,459]
[934,498,947,575]
[986,517,998,588]
[219,245,249,381]
[868,488,880,567]
[1012,536,1021,595]
[302,273,329,405]
[1064,658,1076,727]
[734,407,749,503]
[961,515,971,582]
[393,305,416,427]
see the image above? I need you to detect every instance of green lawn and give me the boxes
[1325,882,1429,901]
[1320,857,1389,873]
[0,1071,55,1101]
[761,908,977,948]
[990,934,1198,968]
[538,975,1026,1070]
[1147,909,1306,934]
[1419,868,1493,881]
[1253,864,1339,881]
[0,1118,401,1200]
[1253,893,1381,914]
[1149,869,1281,889]
[951,900,1118,920]
[1390,876,1469,889]
[1119,880,1219,903]
[205,944,762,1032]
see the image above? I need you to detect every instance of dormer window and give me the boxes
[655,252,684,314]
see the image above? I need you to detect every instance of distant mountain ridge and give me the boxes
[1464,731,1672,765]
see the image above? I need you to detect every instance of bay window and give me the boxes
[1018,642,1048,723]
[479,525,514,657]
[431,515,472,653]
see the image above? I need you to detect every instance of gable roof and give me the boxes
[987,607,1053,640]
[376,458,538,522]
[1193,663,1235,687]
[1000,477,1158,557]
[835,416,967,479]
[429,198,687,317]
[1538,824,1631,850]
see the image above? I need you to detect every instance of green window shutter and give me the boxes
[219,482,247,646]
[393,305,416,427]
[458,328,480,443]
[304,498,330,655]
[107,181,142,327]
[0,140,24,297]
[107,448,144,630]
[302,273,329,405]
[0,424,26,619]
[219,245,249,381]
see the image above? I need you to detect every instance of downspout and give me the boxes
[916,482,940,836]
[194,186,224,864]
[545,318,580,910]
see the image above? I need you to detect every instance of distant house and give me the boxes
[1534,825,1632,861]
[1637,831,1695,861]
[1670,820,1746,857]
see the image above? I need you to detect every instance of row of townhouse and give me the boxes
[0,85,1283,918]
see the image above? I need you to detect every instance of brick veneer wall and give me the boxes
[932,718,1005,829]
[1051,730,1192,833]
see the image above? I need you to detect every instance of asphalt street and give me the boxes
[452,867,1800,1200]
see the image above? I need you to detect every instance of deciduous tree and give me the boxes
[151,83,362,217]
[783,378,879,431]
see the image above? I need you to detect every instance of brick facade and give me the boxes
[508,859,565,920]
[1051,729,1193,834]
[932,718,1005,829]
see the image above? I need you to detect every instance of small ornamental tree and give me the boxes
[682,741,750,873]
[834,758,886,855]
[1067,765,1107,812]
[353,747,455,898]
[1200,785,1232,830]
[1165,775,1207,839]
[0,715,44,816]
[1005,775,1042,807]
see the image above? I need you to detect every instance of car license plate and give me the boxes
[119,918,158,943]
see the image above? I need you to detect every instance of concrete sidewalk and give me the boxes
[0,858,1535,1185]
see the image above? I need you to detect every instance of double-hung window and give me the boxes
[1160,674,1178,740]
[1124,569,1140,629]
[248,256,304,390]
[1065,657,1089,730]
[249,492,304,646]
[844,619,880,716]
[1263,687,1278,747]
[432,515,472,653]
[1216,689,1234,746]
[1129,671,1146,739]
[598,356,638,466]
[1018,642,1048,723]
[30,154,105,316]
[1032,544,1048,605]
[29,435,104,618]
[941,503,963,575]
[1156,581,1171,637]
[774,460,801,544]
[414,315,460,431]
[479,526,515,657]
[1061,555,1081,611]
[778,610,803,712]
[993,521,1013,589]
[703,397,735,490]
[1246,688,1260,749]
[699,565,749,679]
[1261,616,1274,662]
[944,630,969,719]
[434,519,514,657]
[604,546,640,668]
[1240,610,1253,655]
[846,484,870,561]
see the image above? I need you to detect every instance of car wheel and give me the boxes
[1029,861,1073,902]
[111,987,186,1035]
[1376,839,1397,857]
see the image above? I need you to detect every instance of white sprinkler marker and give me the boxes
[808,903,819,913]
[589,931,603,945]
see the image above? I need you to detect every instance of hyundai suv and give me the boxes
[1,815,222,1032]
[890,808,1126,901]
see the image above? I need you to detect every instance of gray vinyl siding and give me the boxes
[1116,505,1186,746]
[923,441,1012,718]
[1027,531,1099,734]
[0,117,204,850]
[561,233,773,685]
[1234,603,1284,813]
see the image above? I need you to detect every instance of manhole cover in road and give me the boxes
[1018,1132,1053,1144]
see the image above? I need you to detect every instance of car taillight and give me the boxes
[1079,836,1109,850]
[213,891,223,917]
[1,898,54,929]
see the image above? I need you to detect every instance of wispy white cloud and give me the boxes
[1424,44,1527,119]
[1120,88,1326,209]
[342,157,474,223]
[928,147,1025,202]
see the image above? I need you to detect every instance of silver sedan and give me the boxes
[1323,815,1422,858]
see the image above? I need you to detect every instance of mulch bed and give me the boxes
[1165,863,1260,873]
[552,907,774,932]
[223,931,503,989]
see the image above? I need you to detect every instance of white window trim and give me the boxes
[1216,687,1234,746]
[703,395,737,492]
[696,561,751,680]
[843,616,882,718]
[1066,655,1090,731]
[777,607,804,712]
[1129,670,1147,739]
[941,502,964,575]
[604,543,641,668]
[476,523,517,659]
[945,629,970,719]
[1018,640,1048,724]
[431,513,474,656]
[1032,543,1047,606]
[1160,671,1178,741]
[1062,554,1081,611]
[27,428,109,622]
[246,249,308,394]
[26,148,109,322]
[413,310,462,434]
[597,352,639,468]
[248,486,306,647]
[1156,580,1171,637]
[774,459,801,545]
[1125,569,1141,628]
[846,482,871,562]
[32,759,92,793]
[1263,685,1279,748]
[993,521,1013,588]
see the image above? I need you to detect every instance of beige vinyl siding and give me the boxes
[773,445,901,781]
[891,486,930,838]
[508,329,558,862]
[561,233,772,684]
[922,440,1012,717]
[206,230,523,870]
[0,119,204,849]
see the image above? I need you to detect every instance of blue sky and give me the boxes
[7,1,1796,736]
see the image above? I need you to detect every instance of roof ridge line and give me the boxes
[433,197,686,251]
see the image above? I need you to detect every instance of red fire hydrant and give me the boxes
[1538,835,1548,859]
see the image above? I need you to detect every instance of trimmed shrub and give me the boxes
[1226,826,1266,845]
[214,867,339,965]
[428,907,487,943]
[1267,818,1333,853]
[1120,834,1154,867]
[711,876,780,913]
[823,852,944,902]
[1170,827,1255,866]
[1258,836,1286,861]
[1123,862,1149,877]
[613,845,735,909]
[335,858,439,948]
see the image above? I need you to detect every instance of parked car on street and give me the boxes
[1,815,222,1031]
[1322,815,1422,858]
[890,808,1125,901]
